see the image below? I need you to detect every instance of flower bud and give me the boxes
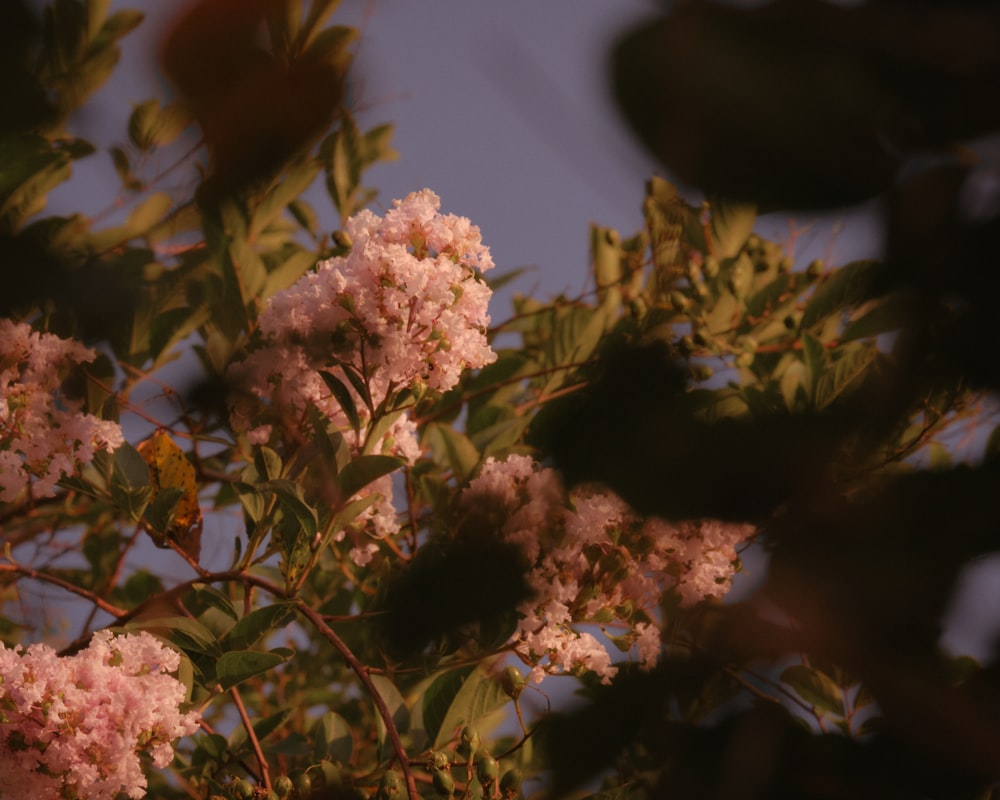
[293,772,312,799]
[379,770,403,800]
[232,779,255,800]
[274,776,294,798]
[499,768,522,799]
[428,750,451,771]
[432,769,455,797]
[458,725,481,757]
[476,755,499,785]
[500,666,526,700]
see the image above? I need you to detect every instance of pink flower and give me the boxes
[460,456,756,683]
[0,631,200,800]
[0,320,123,503]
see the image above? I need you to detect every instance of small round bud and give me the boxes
[264,791,280,800]
[806,259,824,278]
[476,755,499,785]
[458,725,481,757]
[500,666,526,700]
[274,776,294,798]
[432,769,455,797]
[379,770,403,800]
[703,256,720,278]
[428,750,450,771]
[735,351,754,369]
[233,779,255,800]
[293,772,312,799]
[500,768,523,799]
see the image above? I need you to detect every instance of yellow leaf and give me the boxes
[136,430,202,561]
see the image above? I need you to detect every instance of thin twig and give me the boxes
[0,562,127,617]
[296,601,418,800]
[231,685,271,790]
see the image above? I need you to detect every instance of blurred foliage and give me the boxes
[1,1,1000,799]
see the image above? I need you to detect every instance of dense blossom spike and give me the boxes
[0,630,200,799]
[462,455,755,684]
[0,320,123,503]
[230,190,496,560]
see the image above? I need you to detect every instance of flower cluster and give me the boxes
[0,630,200,800]
[230,190,496,555]
[461,455,755,684]
[0,320,124,503]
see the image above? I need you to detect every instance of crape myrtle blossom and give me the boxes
[0,319,124,503]
[461,455,755,685]
[0,630,200,800]
[229,190,496,561]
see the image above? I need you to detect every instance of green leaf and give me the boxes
[422,666,473,747]
[249,158,320,239]
[222,602,298,651]
[813,342,876,409]
[780,665,844,717]
[370,673,409,757]
[263,479,318,539]
[112,442,150,490]
[111,442,152,521]
[126,191,172,235]
[801,259,880,329]
[217,649,288,690]
[254,446,283,482]
[263,247,317,299]
[319,371,361,435]
[839,296,909,342]
[312,711,354,764]
[338,454,405,499]
[304,25,357,67]
[433,666,510,749]
[709,196,756,258]
[423,423,480,481]
[229,708,293,753]
[128,615,218,656]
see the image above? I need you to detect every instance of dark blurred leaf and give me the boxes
[162,0,347,200]
[380,507,533,657]
[613,1,1000,209]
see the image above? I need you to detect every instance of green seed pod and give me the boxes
[679,335,695,354]
[500,666,526,700]
[264,791,280,800]
[432,769,455,797]
[428,750,450,771]
[499,768,523,799]
[476,755,499,785]
[232,779,255,800]
[778,256,793,272]
[274,776,294,798]
[458,725,481,758]
[292,772,312,799]
[806,259,825,278]
[379,769,403,800]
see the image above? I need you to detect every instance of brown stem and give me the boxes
[231,685,271,789]
[296,602,418,800]
[0,562,127,617]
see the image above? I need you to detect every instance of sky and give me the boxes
[33,0,1000,658]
